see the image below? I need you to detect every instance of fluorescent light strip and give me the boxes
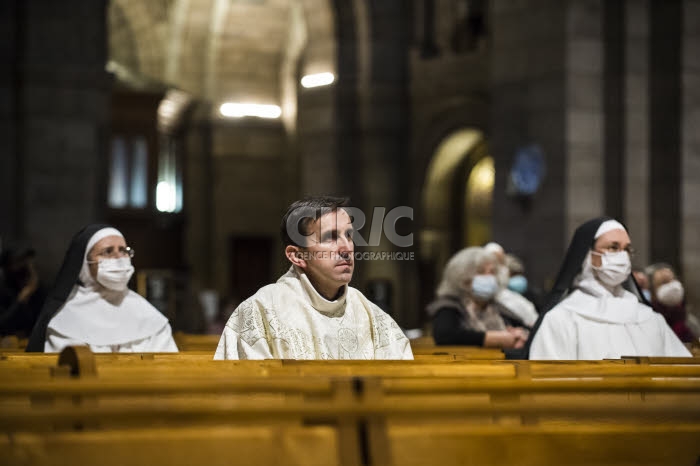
[300,72,335,88]
[219,103,282,119]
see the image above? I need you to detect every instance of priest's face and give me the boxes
[297,209,355,299]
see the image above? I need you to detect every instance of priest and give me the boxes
[214,197,413,360]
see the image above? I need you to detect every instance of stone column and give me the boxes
[649,0,682,269]
[624,0,651,266]
[18,0,111,278]
[355,0,412,325]
[565,0,604,241]
[0,1,20,244]
[490,0,568,290]
[682,0,700,311]
[184,105,215,287]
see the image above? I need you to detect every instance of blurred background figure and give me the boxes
[505,253,543,313]
[206,294,238,336]
[632,267,651,302]
[647,263,697,343]
[484,242,538,327]
[171,271,207,335]
[0,243,47,338]
[366,279,393,316]
[427,247,528,350]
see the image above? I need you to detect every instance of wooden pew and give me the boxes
[0,348,367,466]
[411,345,505,360]
[354,372,700,465]
[172,332,220,352]
[0,335,26,353]
[385,423,700,466]
[3,347,700,465]
[3,371,700,466]
[4,351,700,383]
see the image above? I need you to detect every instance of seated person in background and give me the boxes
[505,253,543,313]
[0,244,47,337]
[26,224,178,353]
[647,263,696,343]
[528,218,690,359]
[484,242,538,328]
[427,247,529,349]
[214,196,412,360]
[632,267,651,303]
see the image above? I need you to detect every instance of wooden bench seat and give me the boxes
[386,423,700,466]
[4,351,700,383]
[3,347,700,466]
[2,381,699,466]
[1,425,340,466]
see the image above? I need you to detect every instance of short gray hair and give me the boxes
[505,253,524,276]
[436,247,497,298]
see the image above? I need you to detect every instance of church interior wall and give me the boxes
[1,0,699,328]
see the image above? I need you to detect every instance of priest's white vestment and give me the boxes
[214,267,413,360]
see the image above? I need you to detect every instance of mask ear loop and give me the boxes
[588,250,603,270]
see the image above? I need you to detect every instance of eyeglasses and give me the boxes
[89,246,135,262]
[593,244,635,258]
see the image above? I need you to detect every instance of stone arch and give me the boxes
[411,97,490,227]
[411,99,490,320]
[420,128,490,266]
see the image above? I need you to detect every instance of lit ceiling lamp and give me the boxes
[300,72,335,88]
[219,103,282,119]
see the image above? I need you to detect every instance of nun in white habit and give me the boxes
[528,217,690,360]
[26,224,178,353]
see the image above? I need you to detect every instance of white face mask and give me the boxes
[656,280,684,307]
[96,257,134,291]
[591,251,631,287]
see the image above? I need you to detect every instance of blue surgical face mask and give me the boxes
[508,275,528,294]
[471,274,499,301]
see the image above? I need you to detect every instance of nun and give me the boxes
[527,217,690,360]
[26,224,178,353]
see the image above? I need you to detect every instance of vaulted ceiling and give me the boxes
[108,0,335,113]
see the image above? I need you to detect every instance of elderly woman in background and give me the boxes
[427,247,528,349]
[26,224,178,353]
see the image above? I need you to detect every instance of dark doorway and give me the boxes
[229,236,274,302]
